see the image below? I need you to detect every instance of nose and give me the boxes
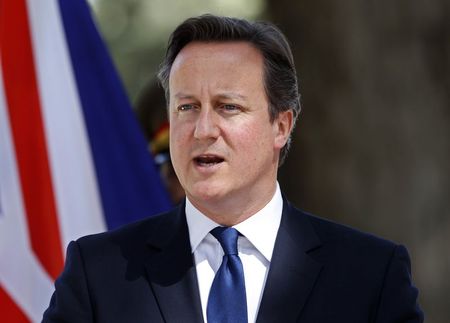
[194,108,220,140]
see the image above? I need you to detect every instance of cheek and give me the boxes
[169,127,188,164]
[230,122,274,159]
[170,118,191,144]
[230,125,253,147]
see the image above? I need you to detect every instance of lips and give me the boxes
[193,154,225,167]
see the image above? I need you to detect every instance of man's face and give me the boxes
[169,41,291,215]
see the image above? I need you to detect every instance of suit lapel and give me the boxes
[144,204,204,323]
[256,200,323,323]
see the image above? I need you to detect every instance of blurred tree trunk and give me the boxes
[266,1,450,322]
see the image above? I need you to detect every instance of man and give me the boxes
[43,15,423,322]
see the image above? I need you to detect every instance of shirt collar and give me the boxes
[185,198,219,253]
[185,182,283,262]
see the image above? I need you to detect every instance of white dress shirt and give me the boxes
[185,183,283,323]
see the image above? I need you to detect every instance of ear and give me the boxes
[273,109,294,149]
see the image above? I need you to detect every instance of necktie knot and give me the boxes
[210,227,239,256]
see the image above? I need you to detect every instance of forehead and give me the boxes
[170,41,264,78]
[169,41,265,93]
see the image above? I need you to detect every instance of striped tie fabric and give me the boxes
[0,0,171,321]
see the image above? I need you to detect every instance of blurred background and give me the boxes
[88,0,449,321]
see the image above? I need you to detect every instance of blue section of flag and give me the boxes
[57,0,172,230]
[0,186,3,216]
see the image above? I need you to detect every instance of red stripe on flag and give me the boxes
[0,0,64,279]
[0,285,30,322]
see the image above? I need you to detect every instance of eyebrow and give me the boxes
[173,92,248,101]
[173,92,196,100]
[216,92,248,101]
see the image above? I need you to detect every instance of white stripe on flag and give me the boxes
[0,63,54,323]
[26,0,106,249]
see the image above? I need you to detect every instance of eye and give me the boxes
[221,104,241,112]
[177,104,195,111]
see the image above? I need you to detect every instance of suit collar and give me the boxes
[256,199,323,323]
[144,203,204,323]
[142,198,323,323]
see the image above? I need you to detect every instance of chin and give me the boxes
[187,181,227,202]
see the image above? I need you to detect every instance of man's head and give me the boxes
[159,15,299,223]
[158,14,301,164]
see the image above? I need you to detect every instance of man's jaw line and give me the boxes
[185,180,278,227]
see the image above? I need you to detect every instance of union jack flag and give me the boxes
[0,0,171,321]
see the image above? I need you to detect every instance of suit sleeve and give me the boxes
[374,244,424,323]
[41,240,94,323]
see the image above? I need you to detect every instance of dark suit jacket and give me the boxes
[42,200,423,322]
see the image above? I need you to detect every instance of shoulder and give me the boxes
[285,201,403,266]
[74,206,181,258]
[280,203,423,321]
[307,210,397,250]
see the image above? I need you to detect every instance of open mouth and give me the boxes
[194,155,225,167]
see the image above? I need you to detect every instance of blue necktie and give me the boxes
[207,227,248,323]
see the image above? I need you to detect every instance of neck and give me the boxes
[187,182,277,226]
